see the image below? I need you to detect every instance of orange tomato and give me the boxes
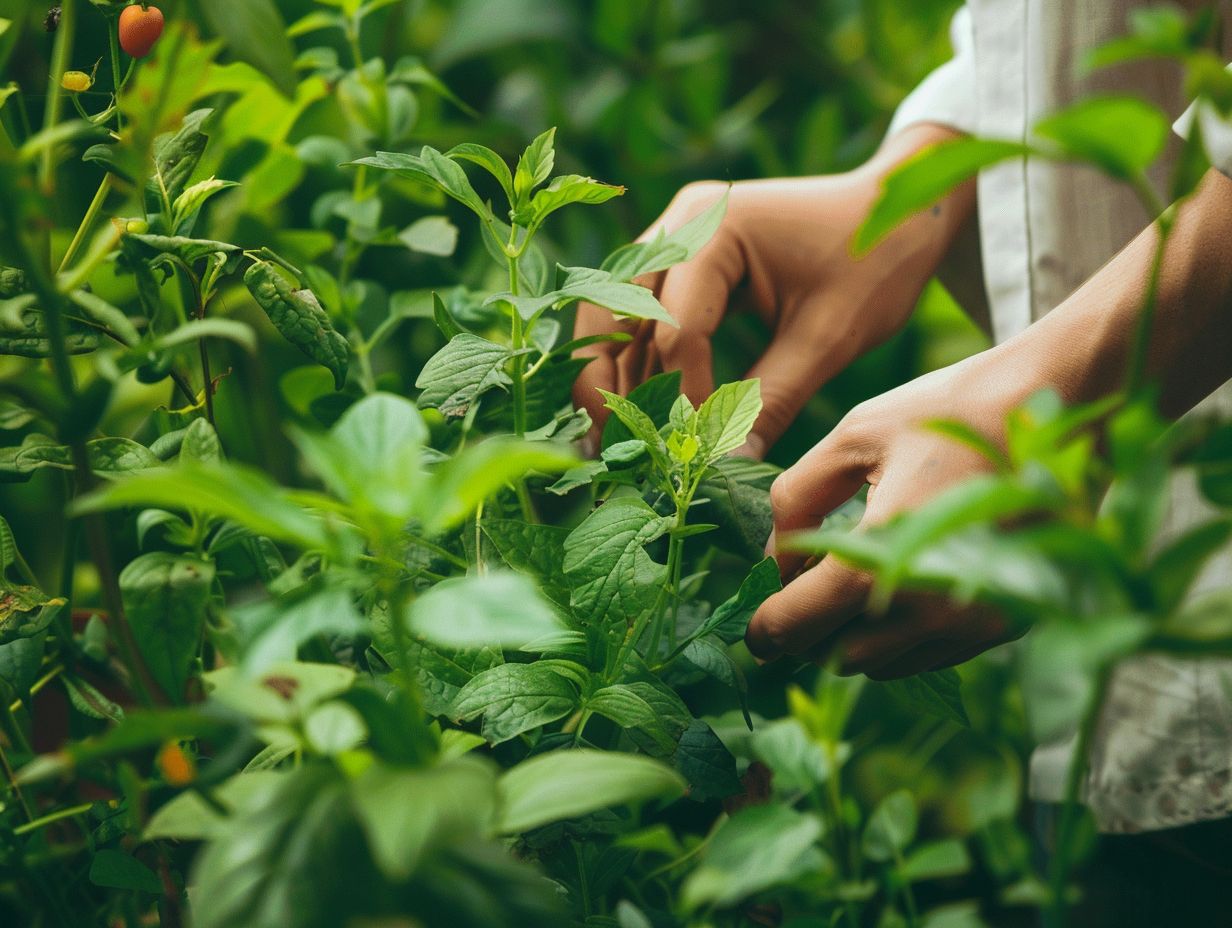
[118,4,164,59]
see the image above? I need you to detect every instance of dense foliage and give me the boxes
[2,2,1231,928]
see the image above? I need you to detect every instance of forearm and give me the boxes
[973,169,1232,418]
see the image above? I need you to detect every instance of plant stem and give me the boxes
[58,174,112,274]
[508,255,527,438]
[646,507,686,662]
[13,801,95,837]
[107,19,124,131]
[40,0,75,203]
[1045,667,1111,928]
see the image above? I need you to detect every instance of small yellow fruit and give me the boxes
[60,71,92,93]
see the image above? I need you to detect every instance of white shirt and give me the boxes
[889,0,1232,833]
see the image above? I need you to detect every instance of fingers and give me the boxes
[746,555,871,660]
[743,322,836,455]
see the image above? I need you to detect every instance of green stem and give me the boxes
[40,0,75,201]
[13,801,94,837]
[107,19,124,131]
[645,511,685,662]
[1044,668,1111,928]
[894,843,921,928]
[58,174,112,274]
[508,257,527,439]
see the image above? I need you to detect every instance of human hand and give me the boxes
[745,356,1020,678]
[571,123,974,458]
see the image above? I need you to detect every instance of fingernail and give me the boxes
[580,434,598,459]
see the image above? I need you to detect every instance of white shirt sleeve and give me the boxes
[1174,89,1232,179]
[887,6,979,137]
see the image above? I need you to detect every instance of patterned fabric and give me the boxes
[889,0,1232,834]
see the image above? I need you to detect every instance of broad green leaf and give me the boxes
[695,379,763,464]
[145,771,283,841]
[681,637,749,724]
[879,669,969,727]
[149,318,257,354]
[862,789,918,862]
[144,108,215,216]
[0,296,102,357]
[206,662,356,725]
[495,749,685,834]
[245,261,349,390]
[447,142,515,204]
[855,139,1031,253]
[480,519,573,610]
[407,572,563,649]
[121,553,215,702]
[602,191,729,281]
[496,266,675,325]
[191,765,363,928]
[588,683,681,753]
[124,233,240,266]
[0,434,159,477]
[415,333,513,417]
[90,849,161,894]
[396,638,500,717]
[73,462,338,553]
[683,804,825,909]
[181,418,222,464]
[513,127,556,203]
[563,497,670,633]
[745,718,835,793]
[1034,97,1170,180]
[452,663,579,743]
[673,718,742,801]
[351,756,498,880]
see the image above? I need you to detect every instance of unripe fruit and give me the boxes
[60,70,92,92]
[156,740,195,786]
[118,4,164,59]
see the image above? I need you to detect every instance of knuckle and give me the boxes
[652,322,690,357]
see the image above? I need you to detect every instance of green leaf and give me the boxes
[480,519,573,610]
[1151,519,1232,613]
[602,371,682,451]
[602,191,728,281]
[682,804,824,909]
[145,771,283,842]
[879,669,969,727]
[352,146,490,220]
[351,756,497,880]
[73,462,337,553]
[191,765,364,928]
[231,588,365,675]
[407,572,563,649]
[687,556,782,646]
[855,139,1031,253]
[525,174,624,227]
[89,849,162,894]
[588,683,681,753]
[424,437,576,532]
[672,718,742,801]
[172,177,238,230]
[124,233,240,266]
[244,261,349,390]
[415,333,513,417]
[862,789,918,862]
[399,216,459,257]
[902,838,972,882]
[121,553,215,702]
[563,497,670,633]
[745,718,835,793]
[199,0,298,97]
[452,662,579,744]
[64,675,125,722]
[695,379,763,464]
[495,749,685,834]
[447,142,515,205]
[149,318,257,355]
[1034,97,1170,180]
[681,637,749,723]
[599,389,670,474]
[145,109,215,217]
[513,128,556,203]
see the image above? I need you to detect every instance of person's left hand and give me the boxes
[745,355,1019,678]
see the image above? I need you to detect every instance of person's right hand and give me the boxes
[571,123,976,458]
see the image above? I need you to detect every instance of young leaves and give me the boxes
[415,333,514,417]
[695,379,763,465]
[352,146,491,221]
[601,190,729,281]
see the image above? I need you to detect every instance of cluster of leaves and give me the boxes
[0,3,1012,927]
